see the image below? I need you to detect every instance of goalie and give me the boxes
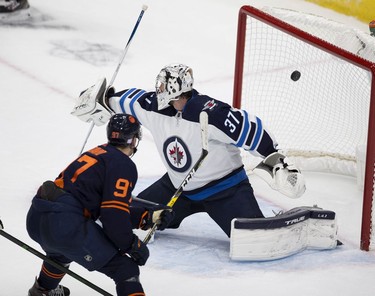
[72,63,338,260]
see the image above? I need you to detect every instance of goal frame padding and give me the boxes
[232,5,375,251]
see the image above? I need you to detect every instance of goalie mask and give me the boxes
[107,114,142,149]
[155,64,194,110]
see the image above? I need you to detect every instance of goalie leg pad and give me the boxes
[229,206,338,261]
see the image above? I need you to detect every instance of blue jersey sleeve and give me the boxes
[185,91,278,158]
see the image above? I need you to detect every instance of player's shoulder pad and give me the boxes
[184,90,231,122]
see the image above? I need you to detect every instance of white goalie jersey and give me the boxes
[72,80,305,200]
[107,88,279,196]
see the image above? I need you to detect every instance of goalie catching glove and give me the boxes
[253,152,306,199]
[71,77,114,126]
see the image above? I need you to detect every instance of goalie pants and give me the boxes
[26,194,145,296]
[137,171,264,237]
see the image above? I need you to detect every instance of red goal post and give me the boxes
[233,5,375,251]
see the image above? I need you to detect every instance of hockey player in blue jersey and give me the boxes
[26,114,174,296]
[73,63,306,239]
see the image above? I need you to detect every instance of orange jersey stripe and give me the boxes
[101,205,130,214]
[87,146,107,156]
[101,200,129,208]
[101,200,130,213]
[41,265,65,279]
[139,211,149,229]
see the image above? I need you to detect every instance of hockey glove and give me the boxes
[127,234,149,266]
[141,206,175,231]
[71,77,113,126]
[253,152,306,198]
[37,180,66,201]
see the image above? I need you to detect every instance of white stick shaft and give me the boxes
[78,121,95,156]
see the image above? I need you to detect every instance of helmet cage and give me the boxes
[155,64,193,110]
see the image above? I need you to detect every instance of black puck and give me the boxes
[291,70,301,81]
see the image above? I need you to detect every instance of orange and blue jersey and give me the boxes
[53,143,142,252]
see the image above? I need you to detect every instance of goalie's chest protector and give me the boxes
[160,112,199,173]
[139,105,217,191]
[118,89,243,192]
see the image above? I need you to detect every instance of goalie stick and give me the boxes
[143,111,209,244]
[78,4,148,155]
[0,219,113,296]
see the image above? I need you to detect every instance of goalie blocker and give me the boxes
[230,206,339,261]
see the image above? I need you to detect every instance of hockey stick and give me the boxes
[143,111,209,244]
[0,219,113,296]
[132,196,161,207]
[78,5,148,155]
[108,4,148,87]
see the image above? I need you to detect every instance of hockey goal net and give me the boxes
[233,5,375,251]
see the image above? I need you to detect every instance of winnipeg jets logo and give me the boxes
[169,145,184,165]
[163,137,191,172]
[203,99,217,110]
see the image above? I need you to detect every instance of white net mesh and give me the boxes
[236,6,375,250]
[262,7,375,63]
[240,7,372,176]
